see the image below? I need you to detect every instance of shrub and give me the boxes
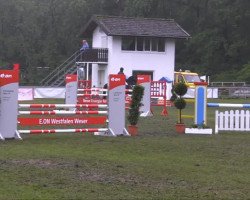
[173,82,188,124]
[127,85,144,126]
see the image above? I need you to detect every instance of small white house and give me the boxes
[81,15,190,87]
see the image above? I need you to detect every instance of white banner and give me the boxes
[34,88,65,99]
[18,88,34,101]
[184,87,218,99]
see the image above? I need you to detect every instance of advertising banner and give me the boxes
[18,88,34,101]
[19,116,107,126]
[34,88,65,98]
[0,68,19,139]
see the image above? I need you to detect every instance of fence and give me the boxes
[215,110,250,133]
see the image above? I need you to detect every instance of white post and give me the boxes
[215,110,219,134]
[86,63,89,80]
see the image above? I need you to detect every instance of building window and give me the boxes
[158,38,165,52]
[136,37,144,51]
[151,38,158,51]
[121,36,165,52]
[144,38,151,51]
[122,36,135,51]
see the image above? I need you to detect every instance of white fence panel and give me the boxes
[215,110,250,133]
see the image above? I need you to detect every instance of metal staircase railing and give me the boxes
[50,66,78,87]
[39,50,81,87]
[39,48,108,87]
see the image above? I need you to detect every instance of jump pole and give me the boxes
[0,64,21,140]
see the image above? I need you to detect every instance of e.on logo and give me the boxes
[138,77,144,80]
[111,77,121,82]
[0,73,13,79]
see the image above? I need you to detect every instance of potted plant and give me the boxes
[172,82,188,133]
[127,85,144,136]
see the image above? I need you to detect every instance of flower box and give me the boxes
[185,128,213,135]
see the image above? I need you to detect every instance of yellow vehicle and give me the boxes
[174,70,201,88]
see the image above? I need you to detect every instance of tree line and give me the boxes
[0,0,249,84]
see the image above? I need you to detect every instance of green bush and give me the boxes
[127,85,144,125]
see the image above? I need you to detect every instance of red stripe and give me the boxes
[75,128,99,132]
[30,104,56,108]
[30,130,56,134]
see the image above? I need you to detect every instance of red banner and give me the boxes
[77,98,107,104]
[137,75,151,84]
[65,74,77,84]
[109,74,125,90]
[18,116,107,126]
[0,69,19,87]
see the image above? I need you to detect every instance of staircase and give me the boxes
[39,48,108,87]
[39,50,81,87]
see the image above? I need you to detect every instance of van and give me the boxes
[174,70,201,88]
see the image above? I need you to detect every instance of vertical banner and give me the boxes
[137,75,152,117]
[0,67,19,139]
[65,74,78,109]
[194,82,208,126]
[108,74,129,136]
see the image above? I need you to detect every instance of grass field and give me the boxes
[0,99,250,199]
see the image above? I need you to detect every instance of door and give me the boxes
[132,70,154,80]
[98,70,105,88]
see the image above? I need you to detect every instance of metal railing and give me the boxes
[39,50,81,86]
[79,48,108,63]
[39,48,108,87]
[211,82,246,87]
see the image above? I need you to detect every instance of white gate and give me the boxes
[215,110,250,133]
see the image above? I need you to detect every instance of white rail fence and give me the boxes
[215,110,250,133]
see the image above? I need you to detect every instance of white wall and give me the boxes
[91,27,109,87]
[91,26,176,86]
[109,36,175,81]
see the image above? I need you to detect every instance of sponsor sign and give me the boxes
[65,74,78,108]
[0,68,19,139]
[78,98,107,104]
[108,74,127,135]
[137,75,152,117]
[19,117,107,126]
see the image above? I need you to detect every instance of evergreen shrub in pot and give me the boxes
[172,82,188,133]
[127,85,144,136]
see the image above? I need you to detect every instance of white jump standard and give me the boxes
[0,65,21,140]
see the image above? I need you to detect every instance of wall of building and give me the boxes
[91,27,109,87]
[108,36,175,81]
[91,26,176,87]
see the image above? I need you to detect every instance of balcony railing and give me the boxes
[79,48,108,63]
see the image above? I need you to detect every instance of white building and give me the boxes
[81,15,190,87]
